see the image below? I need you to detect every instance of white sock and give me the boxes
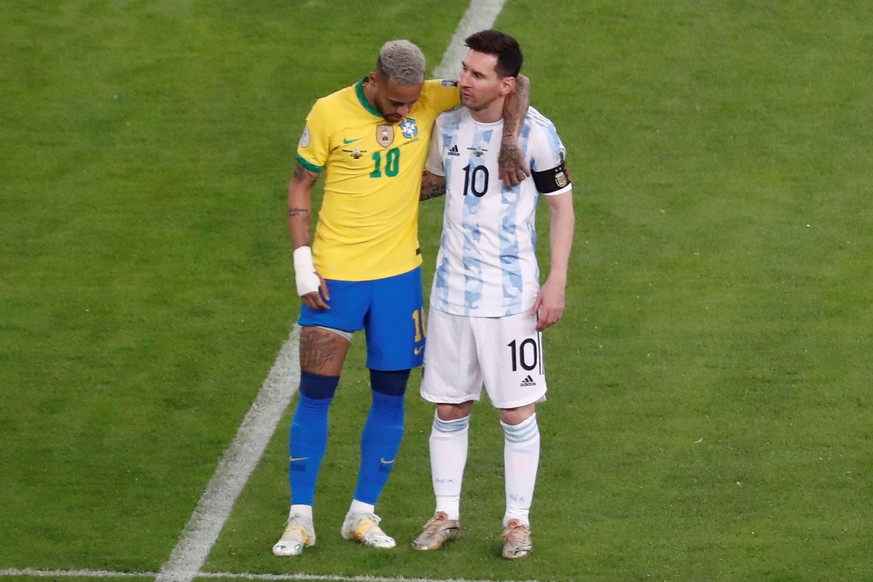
[501,413,540,527]
[289,504,313,520]
[347,499,375,517]
[430,412,469,521]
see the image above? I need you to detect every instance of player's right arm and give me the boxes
[421,115,447,201]
[289,162,330,310]
[498,73,531,187]
[420,170,447,201]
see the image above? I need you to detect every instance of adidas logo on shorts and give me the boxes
[519,375,537,387]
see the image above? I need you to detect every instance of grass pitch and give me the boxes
[2,1,872,581]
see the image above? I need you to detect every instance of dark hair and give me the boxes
[464,29,523,78]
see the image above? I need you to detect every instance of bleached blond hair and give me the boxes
[375,39,426,85]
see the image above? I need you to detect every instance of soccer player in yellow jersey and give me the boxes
[273,39,529,557]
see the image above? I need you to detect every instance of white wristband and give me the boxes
[293,246,321,297]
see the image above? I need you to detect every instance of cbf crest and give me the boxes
[376,124,394,147]
[400,118,418,139]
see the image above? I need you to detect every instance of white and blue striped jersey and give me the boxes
[426,106,571,317]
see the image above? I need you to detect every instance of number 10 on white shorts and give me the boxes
[420,308,547,409]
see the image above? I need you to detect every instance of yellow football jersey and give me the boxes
[297,78,460,281]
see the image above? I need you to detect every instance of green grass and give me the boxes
[2,1,872,581]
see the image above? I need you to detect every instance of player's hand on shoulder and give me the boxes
[498,139,531,187]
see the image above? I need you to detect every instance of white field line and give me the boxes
[0,570,153,579]
[159,0,511,576]
[432,0,508,78]
[155,328,300,582]
[1,3,532,582]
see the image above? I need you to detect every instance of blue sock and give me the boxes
[288,373,338,506]
[353,371,408,505]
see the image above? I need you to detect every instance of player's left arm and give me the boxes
[498,73,531,187]
[532,189,575,331]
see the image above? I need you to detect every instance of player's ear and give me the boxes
[499,75,517,97]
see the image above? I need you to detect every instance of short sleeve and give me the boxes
[426,115,445,176]
[296,98,331,172]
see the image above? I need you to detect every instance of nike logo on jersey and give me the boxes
[343,137,362,144]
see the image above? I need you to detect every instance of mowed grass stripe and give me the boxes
[3,1,872,581]
[155,330,300,582]
[1,568,546,582]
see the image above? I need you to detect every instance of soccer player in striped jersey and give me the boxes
[412,30,574,560]
[273,39,529,558]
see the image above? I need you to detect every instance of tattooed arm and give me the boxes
[498,73,531,187]
[288,162,329,309]
[288,162,318,248]
[420,170,447,201]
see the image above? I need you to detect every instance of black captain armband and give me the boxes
[532,162,572,193]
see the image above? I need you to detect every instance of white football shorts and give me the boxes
[420,308,547,409]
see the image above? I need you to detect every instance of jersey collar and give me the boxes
[355,76,383,118]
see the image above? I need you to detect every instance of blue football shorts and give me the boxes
[298,267,426,371]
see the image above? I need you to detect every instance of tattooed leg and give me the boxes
[300,326,351,376]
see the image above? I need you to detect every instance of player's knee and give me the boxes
[370,369,410,396]
[436,401,473,421]
[299,371,340,400]
[499,403,536,426]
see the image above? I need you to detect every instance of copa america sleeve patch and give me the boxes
[532,162,571,193]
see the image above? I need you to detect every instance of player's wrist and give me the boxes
[545,273,568,287]
[293,246,320,296]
